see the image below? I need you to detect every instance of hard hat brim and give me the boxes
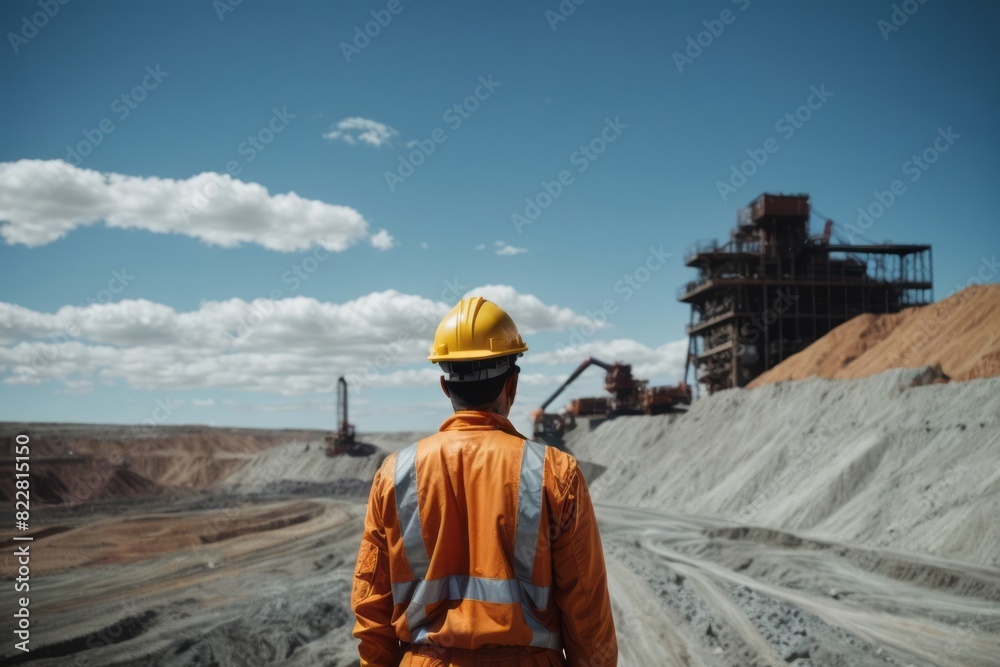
[428,345,527,363]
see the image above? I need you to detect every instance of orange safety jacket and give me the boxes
[352,410,617,666]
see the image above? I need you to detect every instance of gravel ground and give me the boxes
[2,370,998,665]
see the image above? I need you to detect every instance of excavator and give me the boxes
[532,358,691,442]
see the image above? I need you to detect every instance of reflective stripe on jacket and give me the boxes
[352,410,617,667]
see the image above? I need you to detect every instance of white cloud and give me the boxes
[0,160,371,252]
[56,379,94,395]
[514,372,561,387]
[528,338,689,383]
[370,229,395,250]
[0,287,596,395]
[465,285,600,334]
[354,368,443,389]
[474,243,485,251]
[420,242,429,250]
[494,241,528,256]
[192,399,216,407]
[323,117,398,148]
[242,400,336,413]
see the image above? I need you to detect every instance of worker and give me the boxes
[352,296,617,666]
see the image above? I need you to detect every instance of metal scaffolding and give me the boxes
[679,193,933,394]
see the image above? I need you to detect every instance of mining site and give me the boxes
[5,2,998,664]
[3,194,1000,667]
[2,278,999,666]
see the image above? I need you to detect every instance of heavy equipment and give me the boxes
[532,357,691,441]
[325,376,357,456]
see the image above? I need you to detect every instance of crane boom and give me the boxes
[533,356,690,444]
[539,357,615,411]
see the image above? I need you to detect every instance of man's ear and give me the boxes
[440,376,451,397]
[505,371,519,403]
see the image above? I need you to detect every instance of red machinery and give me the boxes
[532,357,691,440]
[325,376,357,456]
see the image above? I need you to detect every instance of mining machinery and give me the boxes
[532,357,691,441]
[325,376,357,456]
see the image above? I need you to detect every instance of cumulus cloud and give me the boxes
[323,117,398,147]
[57,379,95,395]
[465,284,601,334]
[514,372,562,387]
[529,338,689,383]
[0,287,596,395]
[0,160,373,252]
[494,241,527,256]
[370,229,395,250]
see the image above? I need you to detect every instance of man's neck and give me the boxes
[452,404,508,417]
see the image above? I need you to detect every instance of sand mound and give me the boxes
[3,403,997,665]
[567,367,1000,566]
[219,431,429,497]
[749,283,1000,386]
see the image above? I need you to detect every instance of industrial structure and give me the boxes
[325,376,357,456]
[679,193,933,394]
[532,357,691,443]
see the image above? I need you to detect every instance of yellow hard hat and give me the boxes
[429,297,527,380]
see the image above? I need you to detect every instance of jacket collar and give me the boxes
[439,410,528,439]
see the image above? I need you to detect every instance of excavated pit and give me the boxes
[1,368,998,665]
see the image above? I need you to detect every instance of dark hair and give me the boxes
[445,363,519,409]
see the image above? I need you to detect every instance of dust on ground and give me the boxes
[2,370,999,666]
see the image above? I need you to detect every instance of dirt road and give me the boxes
[3,492,997,666]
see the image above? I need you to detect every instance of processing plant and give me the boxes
[679,193,933,394]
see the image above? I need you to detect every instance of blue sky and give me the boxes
[1,0,997,435]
